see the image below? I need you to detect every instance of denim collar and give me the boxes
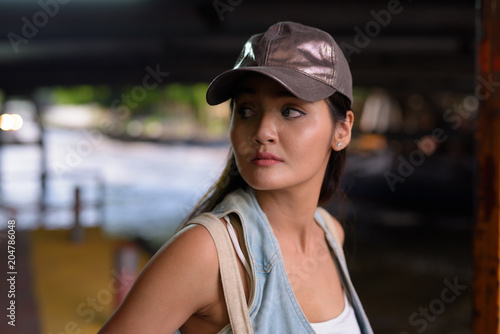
[212,187,281,272]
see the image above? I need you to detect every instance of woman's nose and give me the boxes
[251,112,278,145]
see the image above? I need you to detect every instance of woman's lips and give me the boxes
[250,152,284,166]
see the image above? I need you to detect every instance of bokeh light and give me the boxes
[0,113,24,131]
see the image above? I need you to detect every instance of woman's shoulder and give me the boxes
[139,222,222,300]
[153,223,219,270]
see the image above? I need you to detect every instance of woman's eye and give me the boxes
[237,107,255,119]
[282,107,305,118]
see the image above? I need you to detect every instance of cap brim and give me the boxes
[206,67,336,105]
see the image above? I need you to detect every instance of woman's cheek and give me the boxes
[230,130,252,162]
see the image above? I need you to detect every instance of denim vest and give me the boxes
[180,187,373,334]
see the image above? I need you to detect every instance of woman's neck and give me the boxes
[254,188,322,252]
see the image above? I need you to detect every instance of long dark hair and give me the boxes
[183,92,351,223]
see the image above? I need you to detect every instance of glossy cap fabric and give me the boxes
[206,21,352,105]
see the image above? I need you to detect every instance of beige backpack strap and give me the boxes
[189,213,254,334]
[317,207,345,259]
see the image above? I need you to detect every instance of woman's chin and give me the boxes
[242,175,293,193]
[243,177,283,192]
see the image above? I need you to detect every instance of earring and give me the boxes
[337,142,342,148]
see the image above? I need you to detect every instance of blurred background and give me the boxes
[0,0,474,333]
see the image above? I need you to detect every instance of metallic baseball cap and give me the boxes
[206,21,352,106]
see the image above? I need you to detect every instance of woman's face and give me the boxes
[230,74,348,194]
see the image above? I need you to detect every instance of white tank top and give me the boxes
[223,216,361,334]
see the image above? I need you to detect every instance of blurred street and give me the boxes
[1,127,229,243]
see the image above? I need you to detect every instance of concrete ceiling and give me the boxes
[0,0,475,96]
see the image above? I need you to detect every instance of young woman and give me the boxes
[99,21,373,334]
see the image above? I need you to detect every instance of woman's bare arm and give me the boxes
[98,225,221,334]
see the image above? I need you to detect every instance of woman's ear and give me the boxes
[332,110,354,151]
